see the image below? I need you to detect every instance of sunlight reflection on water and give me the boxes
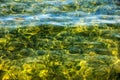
[0,0,120,27]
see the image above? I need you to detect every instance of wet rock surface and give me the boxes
[0,25,120,80]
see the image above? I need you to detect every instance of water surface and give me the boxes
[0,0,120,80]
[0,0,120,27]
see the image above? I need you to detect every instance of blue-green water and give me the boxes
[0,0,120,80]
[0,0,120,27]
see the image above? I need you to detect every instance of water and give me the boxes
[0,0,120,80]
[0,0,120,27]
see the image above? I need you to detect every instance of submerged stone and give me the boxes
[113,60,120,73]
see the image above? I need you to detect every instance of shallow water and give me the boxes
[0,0,120,80]
[0,0,120,27]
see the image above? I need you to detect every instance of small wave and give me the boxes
[0,0,120,27]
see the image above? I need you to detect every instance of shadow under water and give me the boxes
[0,24,120,80]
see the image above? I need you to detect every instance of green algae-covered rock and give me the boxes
[0,25,120,80]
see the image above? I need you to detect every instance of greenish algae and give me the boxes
[0,24,120,80]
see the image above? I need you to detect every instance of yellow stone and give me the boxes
[113,60,120,73]
[0,38,7,43]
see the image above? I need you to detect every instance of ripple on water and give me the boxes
[0,0,120,27]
